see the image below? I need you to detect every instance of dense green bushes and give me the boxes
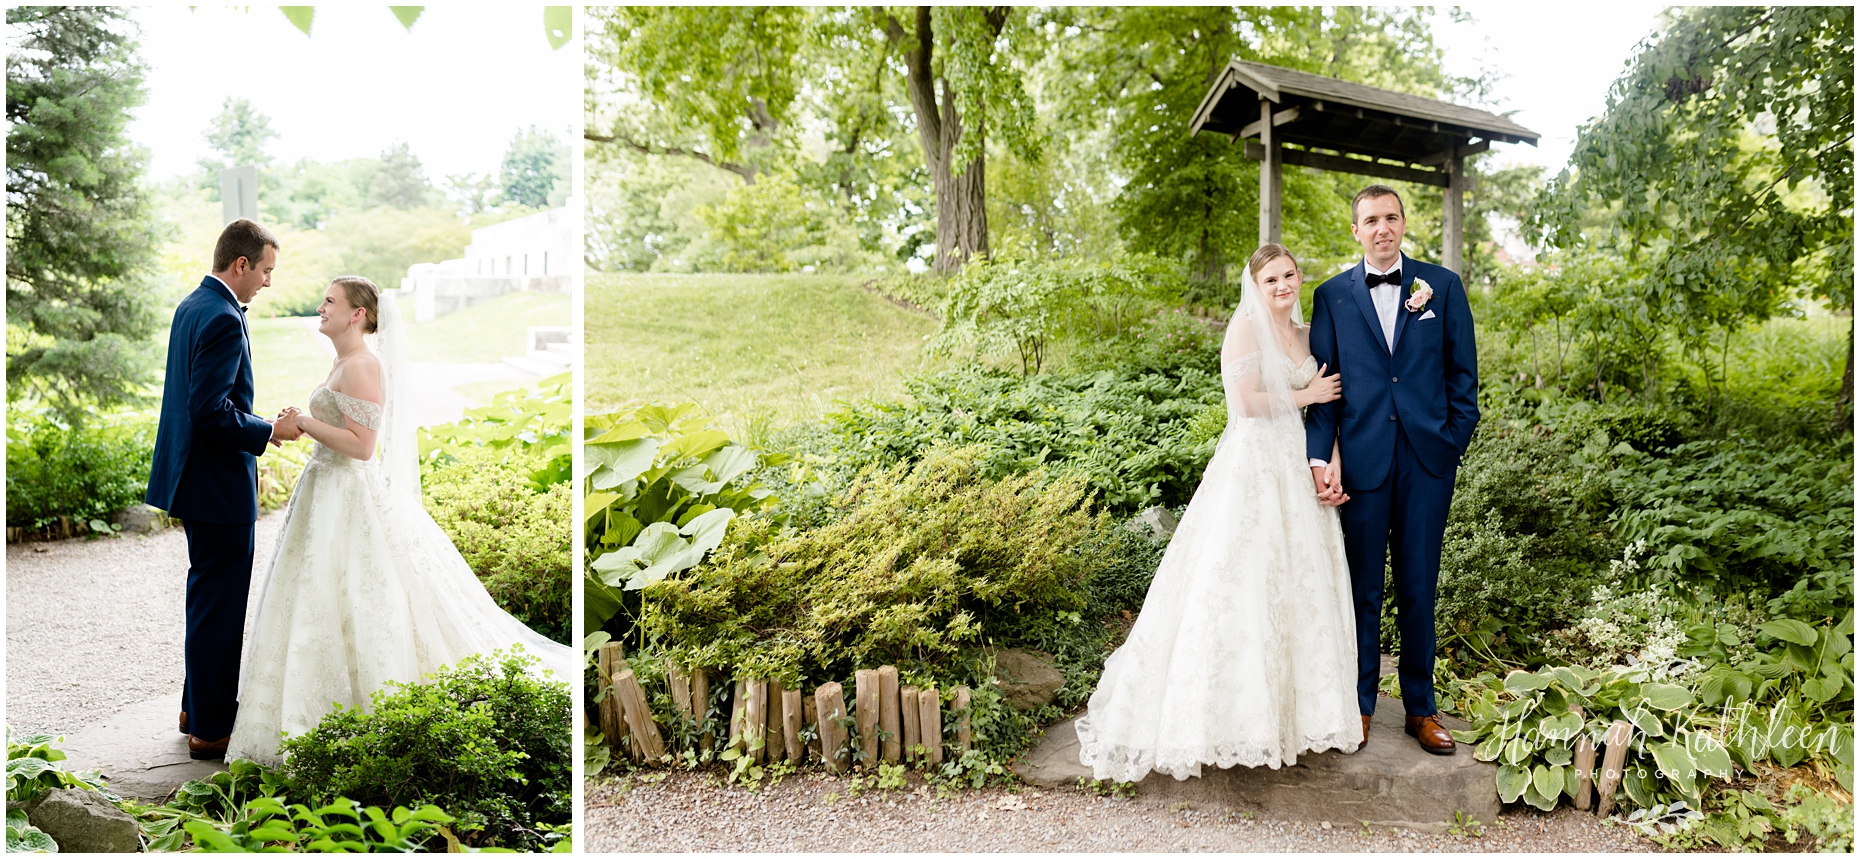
[4,411,154,530]
[814,367,1222,515]
[641,445,1102,682]
[423,445,572,643]
[279,650,570,853]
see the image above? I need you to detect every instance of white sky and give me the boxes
[1434,3,1672,175]
[126,5,578,182]
[120,5,1664,186]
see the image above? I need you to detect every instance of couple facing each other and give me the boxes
[145,218,574,765]
[1077,184,1480,782]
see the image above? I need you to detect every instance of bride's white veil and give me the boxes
[371,288,420,502]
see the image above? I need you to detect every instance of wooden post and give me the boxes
[953,686,973,755]
[743,678,769,763]
[597,644,630,753]
[1258,96,1282,246]
[854,669,881,767]
[613,669,665,762]
[878,666,902,763]
[815,682,849,773]
[690,668,712,751]
[1574,733,1597,811]
[1443,149,1466,273]
[899,686,922,765]
[666,661,692,720]
[764,679,785,763]
[803,696,821,761]
[918,687,943,766]
[728,678,747,752]
[1594,720,1633,817]
[781,687,803,763]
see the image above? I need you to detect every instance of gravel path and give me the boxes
[585,769,1658,853]
[5,514,283,736]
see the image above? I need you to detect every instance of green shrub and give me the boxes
[1411,420,1615,666]
[640,445,1103,682]
[817,367,1222,515]
[423,445,572,643]
[5,411,154,529]
[1072,306,1223,378]
[1602,435,1854,599]
[278,649,570,853]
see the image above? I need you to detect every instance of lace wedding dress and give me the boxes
[1075,279,1362,783]
[226,338,573,767]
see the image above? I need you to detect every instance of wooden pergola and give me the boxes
[1190,59,1540,273]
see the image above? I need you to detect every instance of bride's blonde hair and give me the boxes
[1247,243,1300,282]
[330,276,380,334]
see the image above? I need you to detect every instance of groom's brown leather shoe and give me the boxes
[1404,715,1455,755]
[187,734,229,761]
[179,711,188,735]
[1359,715,1372,750]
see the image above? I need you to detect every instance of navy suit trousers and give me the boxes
[182,519,255,741]
[1337,423,1456,717]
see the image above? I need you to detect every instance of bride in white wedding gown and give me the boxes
[1075,244,1363,782]
[226,276,574,766]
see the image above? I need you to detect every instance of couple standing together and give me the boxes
[1078,184,1480,781]
[144,219,572,765]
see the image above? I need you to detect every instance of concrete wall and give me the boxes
[400,203,578,322]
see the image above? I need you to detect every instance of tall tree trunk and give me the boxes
[885,6,993,274]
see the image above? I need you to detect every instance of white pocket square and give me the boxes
[1419,310,1436,320]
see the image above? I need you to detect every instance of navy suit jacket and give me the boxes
[145,278,274,523]
[1304,254,1479,491]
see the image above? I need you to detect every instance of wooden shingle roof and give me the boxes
[1191,59,1539,166]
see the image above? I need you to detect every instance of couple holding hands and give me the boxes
[1079,184,1481,782]
[145,219,571,765]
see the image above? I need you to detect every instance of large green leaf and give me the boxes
[1503,670,1553,694]
[1640,683,1692,711]
[1650,740,1696,781]
[1532,763,1563,802]
[543,6,572,49]
[587,438,661,491]
[279,6,314,35]
[1758,619,1819,647]
[389,7,424,29]
[1691,735,1735,779]
[1496,764,1530,803]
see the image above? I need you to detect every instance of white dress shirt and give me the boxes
[1310,257,1403,469]
[1365,257,1402,351]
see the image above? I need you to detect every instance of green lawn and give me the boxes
[394,291,571,364]
[585,273,942,439]
[236,290,569,420]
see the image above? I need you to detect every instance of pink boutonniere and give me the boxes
[1404,278,1433,313]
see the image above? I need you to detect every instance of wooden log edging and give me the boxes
[601,661,975,775]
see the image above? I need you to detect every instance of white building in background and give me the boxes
[401,201,578,376]
[401,202,577,322]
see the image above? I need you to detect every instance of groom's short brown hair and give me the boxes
[212,219,279,273]
[1351,184,1405,223]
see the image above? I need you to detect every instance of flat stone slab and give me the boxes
[59,696,226,801]
[1013,707,1499,833]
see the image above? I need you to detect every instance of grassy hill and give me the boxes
[584,273,941,440]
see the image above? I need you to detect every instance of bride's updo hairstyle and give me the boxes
[330,276,381,334]
[1247,243,1300,282]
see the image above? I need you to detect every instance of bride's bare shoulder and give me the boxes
[327,352,383,403]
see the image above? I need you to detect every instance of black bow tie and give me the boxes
[1365,269,1402,288]
[239,305,248,313]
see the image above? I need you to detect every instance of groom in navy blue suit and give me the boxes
[1304,185,1479,755]
[146,219,299,760]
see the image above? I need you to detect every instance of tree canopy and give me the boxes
[6,6,161,421]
